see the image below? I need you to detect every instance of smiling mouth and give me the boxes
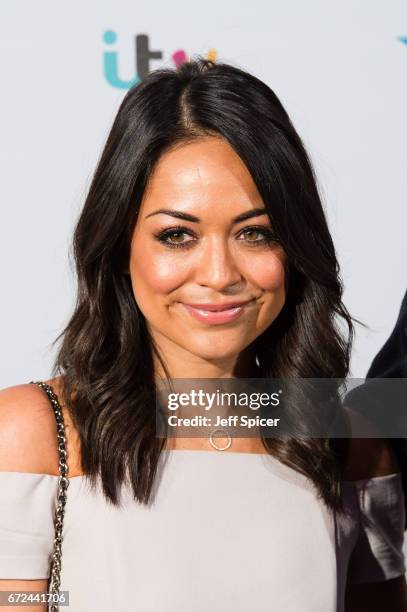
[180,299,256,325]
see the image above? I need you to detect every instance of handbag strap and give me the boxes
[30,380,69,612]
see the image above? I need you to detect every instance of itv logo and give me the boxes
[103,30,218,89]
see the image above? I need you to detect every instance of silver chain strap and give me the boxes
[30,381,69,612]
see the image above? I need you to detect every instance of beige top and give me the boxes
[0,449,405,612]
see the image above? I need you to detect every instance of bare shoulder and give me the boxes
[0,376,83,477]
[342,406,400,481]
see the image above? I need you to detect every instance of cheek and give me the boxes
[130,243,189,295]
[246,252,286,292]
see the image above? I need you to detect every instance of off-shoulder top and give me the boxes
[0,452,405,612]
[0,392,405,612]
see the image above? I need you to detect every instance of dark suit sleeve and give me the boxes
[366,290,407,379]
[343,289,407,527]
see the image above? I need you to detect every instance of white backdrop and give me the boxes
[1,0,406,385]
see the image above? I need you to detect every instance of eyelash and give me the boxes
[153,225,278,250]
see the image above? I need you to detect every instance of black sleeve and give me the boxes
[343,288,407,528]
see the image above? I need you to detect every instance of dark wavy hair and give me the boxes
[51,56,355,510]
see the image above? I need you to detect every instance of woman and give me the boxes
[0,57,406,611]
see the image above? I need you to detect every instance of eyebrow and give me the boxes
[144,207,268,224]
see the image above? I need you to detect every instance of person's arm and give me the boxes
[0,579,48,612]
[0,384,60,611]
[343,408,407,612]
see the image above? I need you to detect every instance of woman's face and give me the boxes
[129,136,286,369]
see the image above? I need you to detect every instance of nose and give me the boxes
[194,236,244,292]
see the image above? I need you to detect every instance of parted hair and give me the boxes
[52,56,355,510]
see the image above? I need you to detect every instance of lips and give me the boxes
[183,299,254,312]
[180,299,255,325]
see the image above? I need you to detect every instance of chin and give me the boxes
[182,339,249,363]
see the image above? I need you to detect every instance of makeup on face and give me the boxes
[129,136,287,370]
[181,298,257,325]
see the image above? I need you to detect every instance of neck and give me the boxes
[151,334,260,381]
[150,334,265,454]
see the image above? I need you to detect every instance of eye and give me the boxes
[154,225,196,249]
[153,224,278,250]
[237,226,277,246]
